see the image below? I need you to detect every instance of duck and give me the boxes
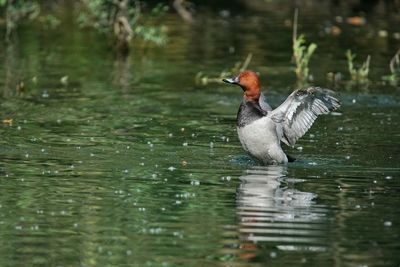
[223,71,340,165]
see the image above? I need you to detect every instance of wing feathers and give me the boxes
[269,87,340,146]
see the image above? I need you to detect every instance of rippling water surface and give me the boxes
[0,2,400,266]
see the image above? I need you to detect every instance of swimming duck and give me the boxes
[223,71,340,165]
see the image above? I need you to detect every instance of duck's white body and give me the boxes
[237,116,288,164]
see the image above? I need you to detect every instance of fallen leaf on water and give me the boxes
[3,119,13,126]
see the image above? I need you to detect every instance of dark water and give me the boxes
[1,3,400,267]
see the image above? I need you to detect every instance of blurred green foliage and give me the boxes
[1,0,40,40]
[293,34,317,84]
[1,0,168,45]
[346,50,371,83]
[382,50,400,86]
[74,0,169,45]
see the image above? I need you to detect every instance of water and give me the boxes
[1,2,400,266]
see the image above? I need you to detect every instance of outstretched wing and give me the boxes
[268,87,340,146]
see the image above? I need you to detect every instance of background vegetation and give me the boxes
[1,0,400,88]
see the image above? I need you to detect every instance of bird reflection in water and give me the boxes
[235,165,327,261]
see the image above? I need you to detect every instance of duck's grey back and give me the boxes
[259,93,272,112]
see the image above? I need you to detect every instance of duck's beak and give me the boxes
[222,76,239,84]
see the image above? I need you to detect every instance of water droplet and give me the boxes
[42,91,49,98]
[209,142,214,148]
[383,221,392,227]
[190,180,200,186]
[221,176,232,181]
[385,176,392,180]
[168,166,176,171]
[182,142,188,146]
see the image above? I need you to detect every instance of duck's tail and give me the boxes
[286,154,296,163]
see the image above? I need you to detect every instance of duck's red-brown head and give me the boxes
[223,71,261,101]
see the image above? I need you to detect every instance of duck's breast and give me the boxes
[237,117,279,158]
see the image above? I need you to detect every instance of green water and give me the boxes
[1,4,400,267]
